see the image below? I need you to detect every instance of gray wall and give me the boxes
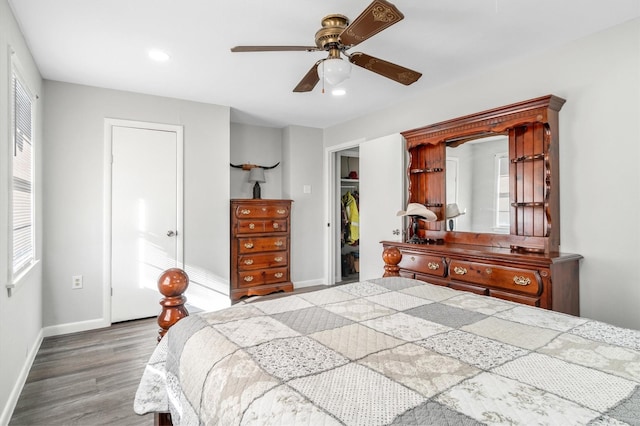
[283,126,325,285]
[0,1,44,422]
[230,123,283,199]
[230,123,326,286]
[42,81,231,329]
[324,19,640,330]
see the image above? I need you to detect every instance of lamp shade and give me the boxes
[318,58,351,86]
[248,167,266,183]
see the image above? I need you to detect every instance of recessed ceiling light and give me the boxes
[331,87,346,96]
[148,49,170,62]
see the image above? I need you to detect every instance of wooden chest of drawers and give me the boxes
[230,199,293,302]
[382,241,582,315]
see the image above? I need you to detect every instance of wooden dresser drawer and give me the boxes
[236,219,288,234]
[398,252,446,277]
[238,237,287,254]
[238,268,289,288]
[234,204,290,219]
[448,260,542,296]
[238,252,287,271]
[231,199,293,302]
[489,289,541,307]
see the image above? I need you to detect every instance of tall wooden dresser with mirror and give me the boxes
[382,95,583,315]
[230,199,293,302]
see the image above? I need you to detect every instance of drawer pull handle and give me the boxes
[513,276,531,286]
[240,209,251,215]
[249,223,255,229]
[274,272,283,278]
[453,266,467,275]
[276,209,286,214]
[243,259,254,265]
[244,242,254,249]
[273,223,279,229]
[274,256,283,262]
[410,256,415,261]
[428,262,440,270]
[274,241,283,247]
[244,276,254,282]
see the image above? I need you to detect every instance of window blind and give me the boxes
[12,73,34,278]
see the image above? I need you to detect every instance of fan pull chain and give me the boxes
[321,60,325,94]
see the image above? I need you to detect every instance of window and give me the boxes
[11,70,35,280]
[494,153,509,230]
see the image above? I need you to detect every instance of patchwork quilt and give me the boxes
[134,277,640,425]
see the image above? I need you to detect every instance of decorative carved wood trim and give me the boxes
[402,95,566,149]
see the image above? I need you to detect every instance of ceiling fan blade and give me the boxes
[293,61,321,92]
[231,46,319,53]
[339,0,404,48]
[349,52,422,85]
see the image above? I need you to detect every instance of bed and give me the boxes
[134,275,640,425]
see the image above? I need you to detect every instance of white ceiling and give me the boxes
[9,0,640,128]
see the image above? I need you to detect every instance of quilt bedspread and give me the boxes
[134,277,640,425]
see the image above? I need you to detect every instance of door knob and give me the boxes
[167,230,177,237]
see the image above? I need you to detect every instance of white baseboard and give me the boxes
[42,318,111,338]
[1,328,43,426]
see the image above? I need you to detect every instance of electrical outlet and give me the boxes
[72,275,83,289]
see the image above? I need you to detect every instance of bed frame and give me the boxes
[151,254,402,425]
[154,268,190,426]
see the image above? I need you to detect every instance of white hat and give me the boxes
[396,203,437,221]
[446,203,465,219]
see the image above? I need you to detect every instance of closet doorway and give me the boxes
[338,149,360,284]
[325,134,404,286]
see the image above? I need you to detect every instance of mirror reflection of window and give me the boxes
[495,153,510,232]
[446,135,508,233]
[445,157,459,231]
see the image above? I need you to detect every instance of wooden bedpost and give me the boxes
[157,267,190,342]
[382,246,402,277]
[155,268,189,426]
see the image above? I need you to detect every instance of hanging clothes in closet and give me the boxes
[341,190,359,245]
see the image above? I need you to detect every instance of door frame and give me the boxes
[103,119,184,324]
[324,138,364,285]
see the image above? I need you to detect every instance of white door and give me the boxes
[359,134,405,280]
[110,124,183,322]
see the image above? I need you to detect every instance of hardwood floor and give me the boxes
[9,285,344,425]
[9,318,158,426]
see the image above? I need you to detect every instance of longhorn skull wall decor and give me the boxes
[230,162,280,171]
[230,162,280,199]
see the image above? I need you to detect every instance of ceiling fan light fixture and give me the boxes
[332,87,347,96]
[318,58,351,86]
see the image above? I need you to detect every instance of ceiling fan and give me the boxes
[230,0,422,92]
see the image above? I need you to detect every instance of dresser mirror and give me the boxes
[401,95,566,253]
[445,134,509,234]
[382,95,581,315]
